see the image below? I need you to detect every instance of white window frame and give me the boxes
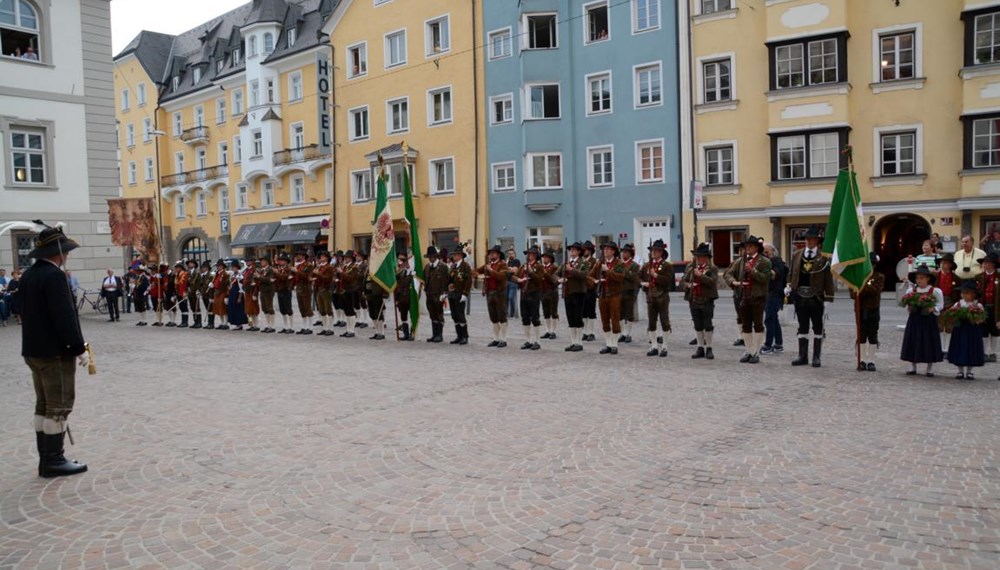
[172,112,183,136]
[125,123,135,147]
[142,118,152,143]
[265,78,277,104]
[633,61,663,109]
[700,0,733,15]
[775,134,806,180]
[193,105,204,127]
[488,27,513,60]
[261,180,275,207]
[635,139,665,184]
[196,191,208,216]
[492,161,516,193]
[348,105,370,142]
[175,196,186,219]
[233,136,242,163]
[632,0,661,34]
[216,97,226,124]
[525,152,563,190]
[249,35,258,58]
[351,169,374,203]
[587,145,615,189]
[522,13,558,50]
[698,53,735,104]
[6,123,52,187]
[218,141,229,165]
[291,175,305,204]
[873,124,923,178]
[289,71,303,102]
[232,88,244,115]
[137,83,147,106]
[975,12,1000,66]
[236,184,249,210]
[427,86,453,126]
[386,97,409,134]
[193,67,202,84]
[251,129,263,158]
[219,188,230,213]
[347,41,368,78]
[524,82,561,120]
[174,152,185,174]
[290,122,305,150]
[808,132,840,178]
[287,27,297,48]
[871,23,922,84]
[144,157,154,181]
[384,29,407,69]
[425,14,451,57]
[490,93,514,125]
[700,141,738,187]
[194,148,207,172]
[232,47,242,66]
[428,157,455,195]
[250,80,260,107]
[127,160,137,185]
[263,32,274,54]
[585,71,613,116]
[583,1,611,45]
[120,88,130,111]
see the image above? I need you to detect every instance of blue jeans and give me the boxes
[507,283,518,317]
[764,295,784,348]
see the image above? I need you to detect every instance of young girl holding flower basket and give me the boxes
[900,265,944,376]
[943,281,986,380]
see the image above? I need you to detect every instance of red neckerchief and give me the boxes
[744,254,758,293]
[986,272,996,304]
[693,263,706,296]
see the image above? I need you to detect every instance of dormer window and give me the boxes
[216,59,224,73]
[263,32,273,54]
[193,67,202,84]
[172,76,180,92]
[287,27,297,47]
[232,47,241,65]
[249,35,258,57]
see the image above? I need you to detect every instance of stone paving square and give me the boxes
[1,300,999,569]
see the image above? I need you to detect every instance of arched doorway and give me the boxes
[872,213,931,290]
[181,236,210,264]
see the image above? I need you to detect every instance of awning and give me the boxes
[269,222,321,245]
[231,222,280,248]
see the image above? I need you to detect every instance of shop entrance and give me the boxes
[872,213,931,290]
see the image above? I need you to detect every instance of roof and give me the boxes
[115,0,334,104]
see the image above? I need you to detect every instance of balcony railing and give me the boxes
[180,126,210,145]
[160,164,228,187]
[274,144,325,166]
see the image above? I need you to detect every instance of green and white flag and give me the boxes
[369,171,397,293]
[402,165,423,335]
[822,169,872,291]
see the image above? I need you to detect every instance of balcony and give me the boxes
[523,188,563,211]
[273,144,326,166]
[180,126,210,146]
[160,164,228,187]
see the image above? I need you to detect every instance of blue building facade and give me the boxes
[484,0,682,261]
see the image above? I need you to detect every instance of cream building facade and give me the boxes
[687,0,1000,287]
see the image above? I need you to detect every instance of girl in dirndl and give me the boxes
[946,281,986,380]
[900,264,944,377]
[227,260,248,330]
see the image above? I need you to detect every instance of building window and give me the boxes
[251,130,262,158]
[216,98,226,124]
[492,162,516,193]
[490,94,513,125]
[120,88,130,111]
[236,185,248,210]
[428,87,452,125]
[585,2,609,44]
[426,15,450,55]
[127,161,137,185]
[142,118,152,143]
[387,97,409,133]
[769,33,847,90]
[219,188,230,212]
[0,0,41,60]
[233,136,242,163]
[634,62,662,107]
[174,152,184,174]
[488,28,512,60]
[588,145,614,188]
[770,130,847,180]
[385,30,407,68]
[172,112,182,136]
[232,89,244,115]
[526,83,560,120]
[144,157,154,181]
[193,67,202,84]
[290,123,304,150]
[526,227,564,262]
[967,115,1000,169]
[348,42,367,77]
[636,140,664,184]
[172,76,180,92]
[196,192,207,216]
[287,27,297,47]
[263,32,274,54]
[194,105,204,127]
[352,170,373,202]
[973,11,1000,65]
[633,0,660,33]
[249,35,258,57]
[524,14,557,49]
[705,146,734,186]
[218,142,228,165]
[381,163,414,197]
[195,148,207,171]
[262,181,274,207]
[232,47,241,66]
[265,79,276,103]
[429,158,455,195]
[250,80,260,106]
[7,123,49,186]
[125,123,135,147]
[587,72,612,115]
[527,153,562,189]
[703,58,731,103]
[289,72,303,101]
[291,175,305,203]
[880,132,915,176]
[137,83,147,106]
[217,59,224,74]
[701,0,732,14]
[175,196,186,219]
[349,106,369,141]
[880,31,914,81]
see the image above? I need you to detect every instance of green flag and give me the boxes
[403,165,423,334]
[821,169,872,291]
[369,171,397,293]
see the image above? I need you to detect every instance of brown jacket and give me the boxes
[424,261,450,297]
[479,260,508,293]
[559,257,593,295]
[597,258,626,297]
[976,271,1000,315]
[787,249,835,301]
[640,258,673,301]
[449,260,473,295]
[850,271,884,310]
[519,261,545,293]
[723,254,771,299]
[682,262,719,304]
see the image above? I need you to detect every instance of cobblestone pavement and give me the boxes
[2,295,999,569]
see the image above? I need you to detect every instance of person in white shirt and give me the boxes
[100,268,122,322]
[953,235,986,281]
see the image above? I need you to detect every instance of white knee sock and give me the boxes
[347,316,356,333]
[696,331,705,348]
[661,330,670,351]
[524,325,532,342]
[33,415,44,431]
[990,336,997,355]
[704,331,713,348]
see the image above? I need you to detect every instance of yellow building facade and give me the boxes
[687,0,1000,287]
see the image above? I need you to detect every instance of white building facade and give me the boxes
[0,0,118,286]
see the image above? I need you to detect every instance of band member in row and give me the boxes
[540,251,560,340]
[852,252,885,372]
[132,264,150,326]
[424,246,449,343]
[976,253,1000,362]
[641,240,672,357]
[785,225,835,367]
[597,243,625,355]
[339,251,362,338]
[683,243,719,360]
[314,251,336,336]
[395,253,414,341]
[725,235,771,364]
[275,253,295,334]
[560,242,591,352]
[355,251,371,330]
[517,246,544,350]
[197,260,214,330]
[293,251,314,335]
[150,263,167,326]
[228,259,248,330]
[619,244,641,344]
[581,241,598,342]
[480,245,509,347]
[364,265,389,340]
[212,259,230,330]
[186,259,202,329]
[243,259,260,332]
[448,248,473,345]
[258,256,277,333]
[170,261,189,328]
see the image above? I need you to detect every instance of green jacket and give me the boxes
[724,254,771,299]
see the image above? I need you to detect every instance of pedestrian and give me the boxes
[338,251,362,338]
[227,260,247,330]
[724,236,772,364]
[243,259,260,332]
[506,248,521,319]
[448,248,473,345]
[149,263,167,326]
[539,251,561,340]
[424,246,450,343]
[123,265,135,313]
[945,281,986,381]
[99,268,123,322]
[559,243,591,352]
[20,225,88,478]
[761,243,787,355]
[976,253,1000,362]
[7,269,22,324]
[581,241,599,342]
[730,242,747,347]
[640,239,673,357]
[937,254,961,348]
[257,256,276,333]
[618,244,641,344]
[478,245,509,347]
[682,242,719,360]
[851,253,885,372]
[785,226,834,368]
[395,252,414,341]
[292,251,313,335]
[66,270,80,311]
[212,259,231,330]
[954,234,986,282]
[516,246,544,350]
[900,265,944,377]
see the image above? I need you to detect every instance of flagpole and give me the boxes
[846,145,863,369]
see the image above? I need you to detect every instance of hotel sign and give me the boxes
[317,53,332,155]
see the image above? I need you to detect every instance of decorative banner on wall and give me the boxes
[107,198,160,261]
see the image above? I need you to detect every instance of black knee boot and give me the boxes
[812,338,823,368]
[206,314,215,329]
[36,431,44,477]
[191,314,202,329]
[791,337,809,366]
[39,432,87,478]
[400,323,412,341]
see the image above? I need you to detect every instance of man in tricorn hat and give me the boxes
[682,242,719,359]
[448,247,473,345]
[785,225,834,367]
[20,224,89,477]
[479,245,510,347]
[516,246,544,350]
[619,244,641,344]
[640,239,673,357]
[726,235,772,364]
[211,259,231,330]
[170,260,189,328]
[257,256,276,333]
[149,262,168,327]
[424,246,450,342]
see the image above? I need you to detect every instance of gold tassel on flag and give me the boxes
[85,343,96,375]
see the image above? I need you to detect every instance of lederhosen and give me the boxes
[275,266,293,316]
[738,255,766,334]
[258,266,276,315]
[294,262,314,318]
[620,260,639,323]
[340,263,358,317]
[448,261,472,327]
[540,263,560,320]
[396,268,412,323]
[562,258,588,329]
[856,273,884,344]
[583,256,598,320]
[519,262,542,327]
[598,259,624,334]
[685,263,718,332]
[314,264,334,317]
[364,275,387,321]
[484,261,507,324]
[425,262,448,323]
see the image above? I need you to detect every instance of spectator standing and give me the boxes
[954,235,986,282]
[7,269,22,324]
[505,248,521,319]
[980,230,1000,258]
[930,233,944,253]
[66,271,80,310]
[100,269,123,322]
[761,243,787,355]
[907,240,941,274]
[0,268,8,325]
